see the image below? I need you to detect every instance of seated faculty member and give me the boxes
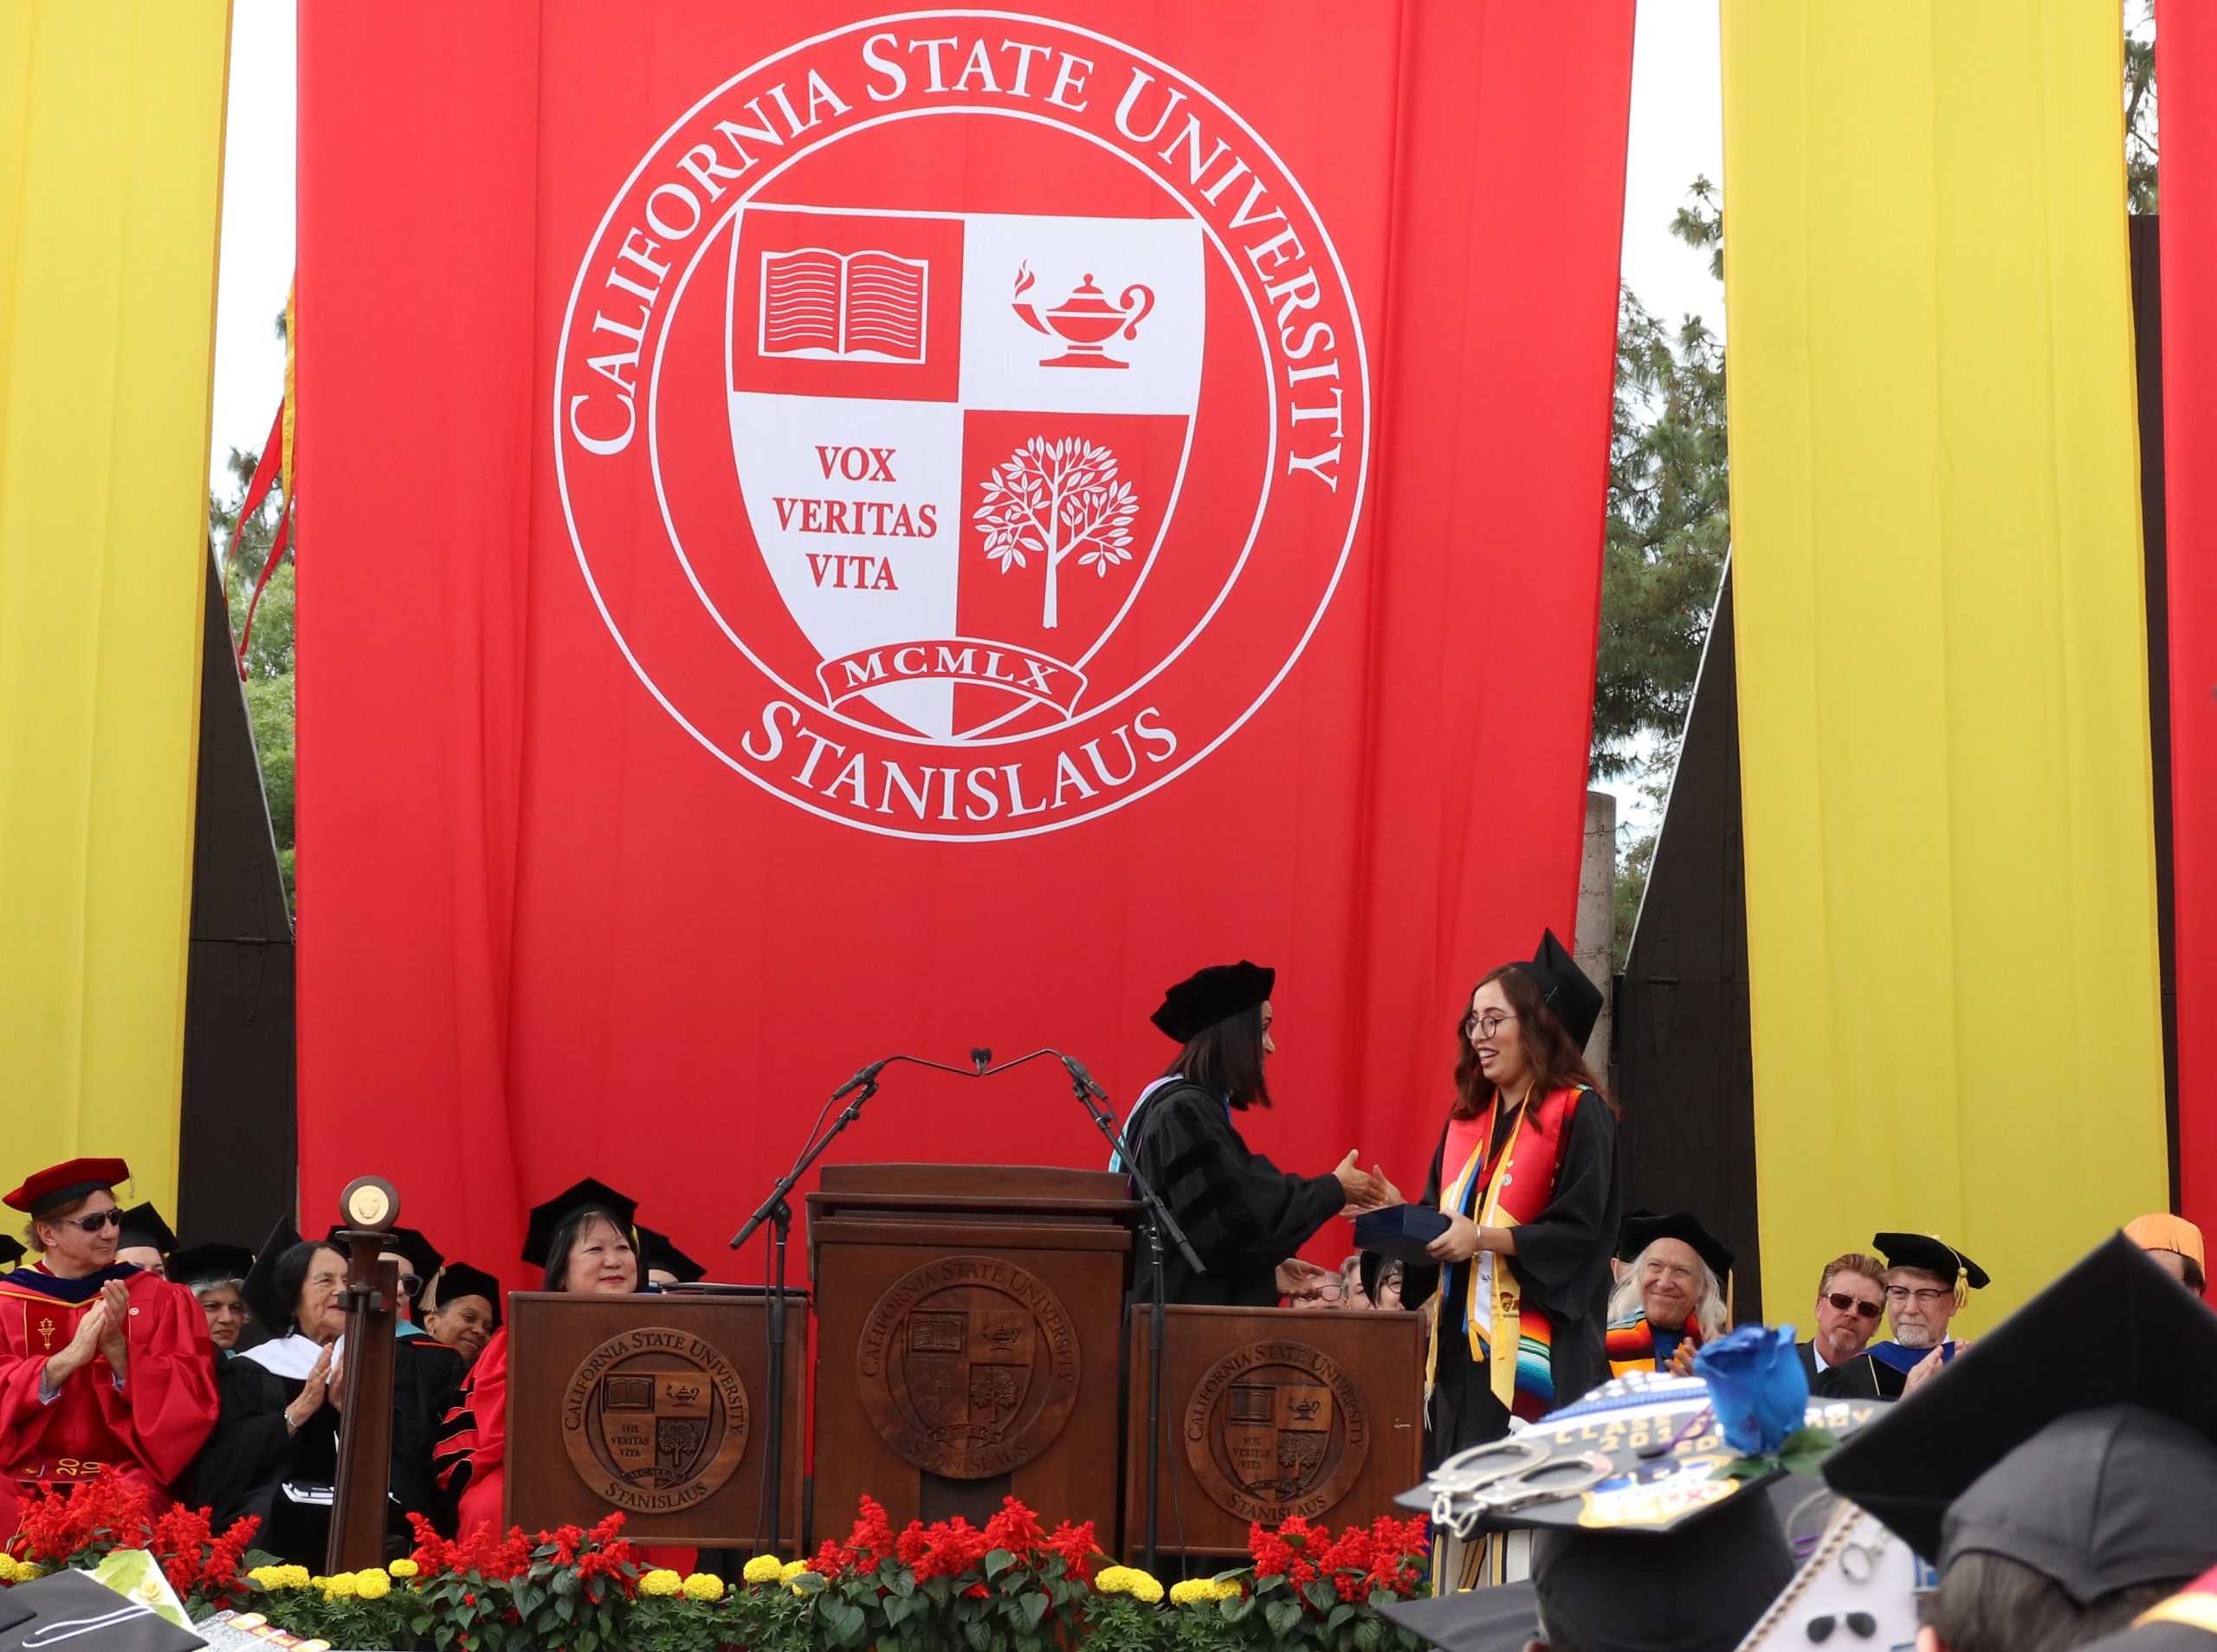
[1119,961,1384,1307]
[326,1223,443,1335]
[0,1158,219,1529]
[421,1262,502,1365]
[113,1203,178,1279]
[2126,1214,2207,1297]
[1865,1231,1988,1398]
[169,1242,256,1353]
[1606,1210,1732,1376]
[1796,1250,1891,1398]
[1390,930,1618,1460]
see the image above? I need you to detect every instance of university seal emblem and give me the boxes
[1184,1340,1368,1523]
[555,12,1369,838]
[562,1327,750,1513]
[856,1255,1082,1478]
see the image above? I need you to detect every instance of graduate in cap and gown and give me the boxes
[1854,1231,1988,1399]
[1117,961,1385,1307]
[0,1159,218,1529]
[1825,1234,2217,1652]
[1382,932,1619,1462]
[1605,1210,1734,1377]
[113,1204,177,1279]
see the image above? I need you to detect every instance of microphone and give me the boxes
[1058,1052,1111,1103]
[970,1047,993,1074]
[831,1058,888,1101]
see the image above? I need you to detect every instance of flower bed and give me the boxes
[2,1487,1433,1651]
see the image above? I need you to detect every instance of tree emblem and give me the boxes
[973,436,1140,629]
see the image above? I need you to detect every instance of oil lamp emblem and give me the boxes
[1011,263,1156,370]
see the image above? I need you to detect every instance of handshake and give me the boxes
[1331,1150,1400,1214]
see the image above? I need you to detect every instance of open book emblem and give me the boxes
[759,247,928,362]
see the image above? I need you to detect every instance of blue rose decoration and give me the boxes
[1695,1323,1809,1455]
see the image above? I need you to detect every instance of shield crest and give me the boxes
[726,203,1204,740]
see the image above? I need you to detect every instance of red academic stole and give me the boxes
[1429,1086,1581,1416]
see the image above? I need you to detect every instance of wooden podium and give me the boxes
[1128,1306,1425,1557]
[808,1165,1137,1545]
[506,1291,806,1548]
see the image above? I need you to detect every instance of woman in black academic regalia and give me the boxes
[1121,960,1383,1307]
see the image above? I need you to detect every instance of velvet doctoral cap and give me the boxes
[522,1178,640,1268]
[1872,1231,1989,1293]
[637,1224,706,1284]
[167,1242,255,1291]
[115,1203,176,1257]
[1150,960,1274,1042]
[326,1222,443,1285]
[1619,1210,1735,1284]
[429,1262,503,1326]
[3,1157,130,1217]
[240,1214,306,1332]
[1826,1235,2217,1574]
[1509,927,1604,1049]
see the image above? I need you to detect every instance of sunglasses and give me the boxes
[1826,1291,1884,1320]
[1806,1612,1877,1643]
[55,1209,124,1235]
[397,1274,423,1300]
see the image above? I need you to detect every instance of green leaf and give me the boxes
[1354,1615,1384,1651]
[1305,1578,1338,1612]
[964,1620,994,1652]
[1021,1590,1050,1629]
[1266,1597,1303,1637]
[1712,1455,1771,1481]
[984,1547,1017,1578]
[1327,1603,1356,1631]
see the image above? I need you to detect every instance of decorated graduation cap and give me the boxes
[240,1213,306,1332]
[1825,1234,2217,1591]
[429,1261,504,1326]
[326,1222,443,1286]
[522,1177,640,1268]
[3,1156,130,1217]
[1150,959,1274,1043]
[1510,927,1604,1049]
[637,1224,706,1285]
[1872,1230,1989,1304]
[1619,1210,1735,1284]
[167,1242,254,1292]
[0,1564,208,1651]
[115,1203,176,1257]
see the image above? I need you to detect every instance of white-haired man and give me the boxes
[1606,1211,1732,1377]
[1864,1231,1989,1399]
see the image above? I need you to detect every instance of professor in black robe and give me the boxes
[1121,961,1380,1307]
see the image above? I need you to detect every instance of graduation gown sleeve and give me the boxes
[186,1355,299,1529]
[97,1273,222,1484]
[1130,1084,1348,1307]
[433,1326,507,1535]
[392,1340,469,1529]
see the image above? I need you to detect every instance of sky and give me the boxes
[204,2,1725,841]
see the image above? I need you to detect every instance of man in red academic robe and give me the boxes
[0,1158,220,1529]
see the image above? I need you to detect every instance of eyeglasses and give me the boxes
[1463,1010,1517,1039]
[55,1210,124,1234]
[1825,1291,1884,1320]
[1884,1285,1952,1306]
[1806,1612,1876,1643]
[396,1274,422,1300]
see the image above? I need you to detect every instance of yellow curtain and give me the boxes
[1722,0,2167,1326]
[0,3,232,1228]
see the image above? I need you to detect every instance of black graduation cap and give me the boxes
[1872,1230,1989,1296]
[1510,926,1604,1049]
[429,1262,504,1326]
[1613,1207,1658,1262]
[1825,1234,2217,1582]
[114,1202,176,1257]
[0,1565,208,1651]
[167,1242,255,1291]
[241,1213,305,1332]
[637,1224,706,1284]
[1619,1210,1735,1283]
[521,1178,639,1268]
[0,1236,23,1268]
[1377,1579,1541,1652]
[326,1222,443,1285]
[1150,959,1274,1042]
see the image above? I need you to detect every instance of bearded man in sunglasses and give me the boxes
[0,1158,220,1530]
[1796,1251,1891,1399]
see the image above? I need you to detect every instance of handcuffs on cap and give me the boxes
[1425,1436,1616,1537]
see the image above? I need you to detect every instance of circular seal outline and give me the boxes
[553,10,1373,842]
[855,1255,1082,1479]
[560,1326,750,1514]
[1182,1339,1369,1524]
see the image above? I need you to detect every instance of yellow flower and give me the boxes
[682,1571,726,1603]
[1171,1578,1232,1606]
[307,1577,327,1591]
[742,1553,785,1585]
[779,1559,809,1582]
[281,1565,312,1589]
[0,1556,18,1584]
[639,1568,683,1597]
[355,1569,391,1600]
[321,1571,359,1599]
[1095,1565,1166,1604]
[387,1558,420,1579]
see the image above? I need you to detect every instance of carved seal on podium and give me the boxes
[1183,1340,1369,1523]
[856,1255,1083,1479]
[561,1326,750,1513]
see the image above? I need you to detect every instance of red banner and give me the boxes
[2160,0,2217,1232]
[296,3,1634,1281]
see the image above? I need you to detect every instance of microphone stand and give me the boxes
[731,1061,886,1557]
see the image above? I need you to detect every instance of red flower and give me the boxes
[983,1497,1043,1554]
[1044,1520,1097,1582]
